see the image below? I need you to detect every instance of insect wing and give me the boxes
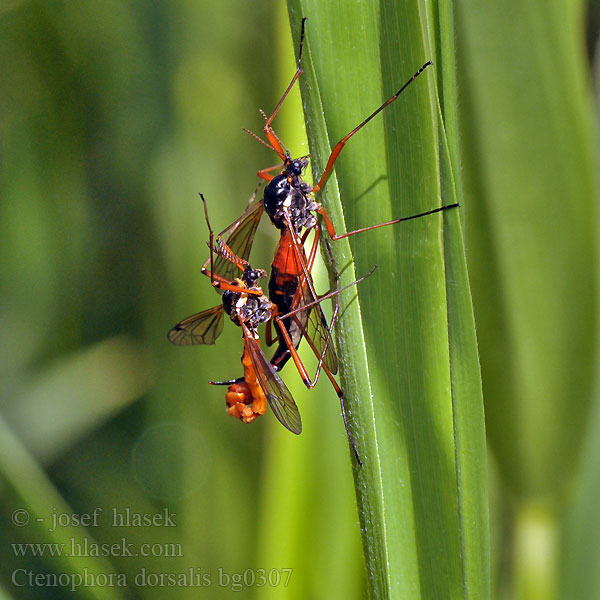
[244,333,302,435]
[293,276,339,375]
[221,196,264,262]
[168,306,225,345]
[207,196,265,283]
[305,302,338,374]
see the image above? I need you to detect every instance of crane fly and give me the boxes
[253,18,457,274]
[200,185,339,382]
[169,194,301,433]
[169,195,375,461]
[199,189,369,462]
[207,18,458,374]
[186,19,458,461]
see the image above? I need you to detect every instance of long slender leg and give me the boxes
[312,61,433,193]
[278,264,377,321]
[263,18,307,159]
[264,318,278,347]
[323,366,362,466]
[199,194,269,295]
[199,193,217,286]
[201,184,265,278]
[199,194,249,286]
[275,312,327,391]
[317,202,460,241]
[275,318,361,464]
[273,260,377,389]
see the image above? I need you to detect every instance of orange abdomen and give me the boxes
[225,343,266,424]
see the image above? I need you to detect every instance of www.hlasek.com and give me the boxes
[11,567,293,592]
[12,537,182,558]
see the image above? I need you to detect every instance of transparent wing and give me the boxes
[204,196,264,283]
[244,331,302,435]
[220,195,264,263]
[167,306,225,346]
[292,276,339,375]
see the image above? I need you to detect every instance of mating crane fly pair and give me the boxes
[169,195,375,443]
[168,17,459,464]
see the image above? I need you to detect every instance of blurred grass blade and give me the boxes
[456,0,597,597]
[457,0,597,502]
[286,1,488,598]
[561,25,600,600]
[4,337,153,463]
[561,397,600,598]
[0,416,125,600]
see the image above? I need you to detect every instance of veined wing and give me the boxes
[168,305,225,345]
[292,274,339,375]
[243,326,302,435]
[220,193,264,263]
[204,194,265,283]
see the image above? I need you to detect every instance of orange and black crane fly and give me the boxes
[168,195,302,434]
[169,195,374,461]
[169,17,460,464]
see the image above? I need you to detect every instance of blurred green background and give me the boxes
[0,1,363,599]
[1,0,599,598]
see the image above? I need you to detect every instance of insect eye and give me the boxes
[289,160,304,176]
[243,267,266,286]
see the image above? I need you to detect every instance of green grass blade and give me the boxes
[560,36,600,600]
[286,1,488,598]
[457,0,597,501]
[456,0,598,597]
[0,416,125,600]
[561,399,600,598]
